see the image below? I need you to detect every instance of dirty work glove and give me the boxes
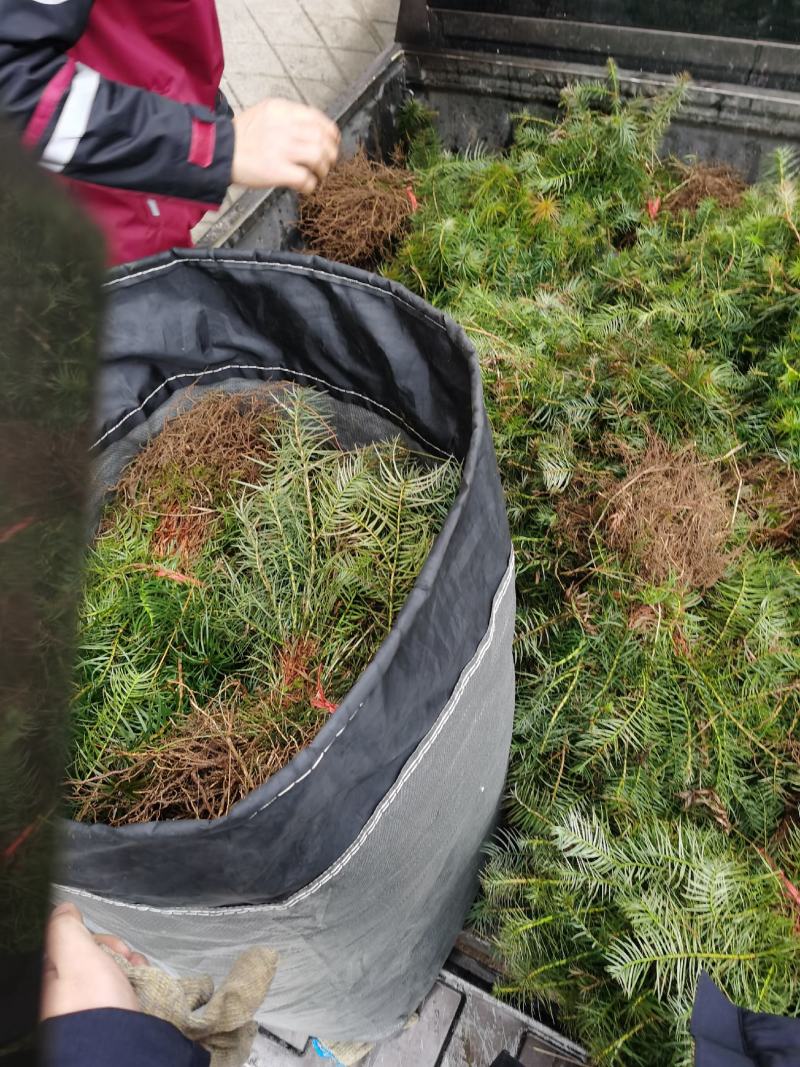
[103,945,278,1067]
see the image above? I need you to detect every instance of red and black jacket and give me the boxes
[41,1009,210,1067]
[0,0,235,264]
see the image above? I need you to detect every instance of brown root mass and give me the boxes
[298,147,414,268]
[602,439,733,590]
[115,391,280,563]
[70,680,328,824]
[665,163,747,214]
[118,391,280,509]
[739,458,800,547]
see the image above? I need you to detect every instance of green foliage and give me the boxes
[387,65,800,1064]
[389,64,689,302]
[70,391,458,804]
[397,97,442,170]
[477,814,798,1066]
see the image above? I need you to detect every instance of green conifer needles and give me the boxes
[386,62,800,1065]
[69,389,459,824]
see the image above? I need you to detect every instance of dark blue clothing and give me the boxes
[692,971,800,1066]
[41,1009,210,1067]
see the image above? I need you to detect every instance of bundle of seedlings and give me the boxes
[68,388,459,825]
[368,66,800,1064]
[298,146,416,268]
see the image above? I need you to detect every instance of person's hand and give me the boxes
[40,903,143,1020]
[231,98,340,193]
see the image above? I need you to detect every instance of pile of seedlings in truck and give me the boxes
[361,66,798,1065]
[68,388,459,824]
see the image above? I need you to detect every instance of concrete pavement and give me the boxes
[218,0,400,113]
[195,0,400,237]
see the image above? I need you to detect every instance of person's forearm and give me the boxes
[0,0,233,204]
[47,80,234,204]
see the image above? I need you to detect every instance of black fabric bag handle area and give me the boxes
[692,971,800,1066]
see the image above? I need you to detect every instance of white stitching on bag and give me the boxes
[92,363,450,460]
[102,257,448,332]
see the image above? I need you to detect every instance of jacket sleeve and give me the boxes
[0,0,234,204]
[40,1009,211,1067]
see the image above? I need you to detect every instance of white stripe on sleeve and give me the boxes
[41,63,101,173]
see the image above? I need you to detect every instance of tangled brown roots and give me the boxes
[69,681,327,824]
[665,162,746,214]
[602,439,734,590]
[298,147,414,268]
[115,391,280,563]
